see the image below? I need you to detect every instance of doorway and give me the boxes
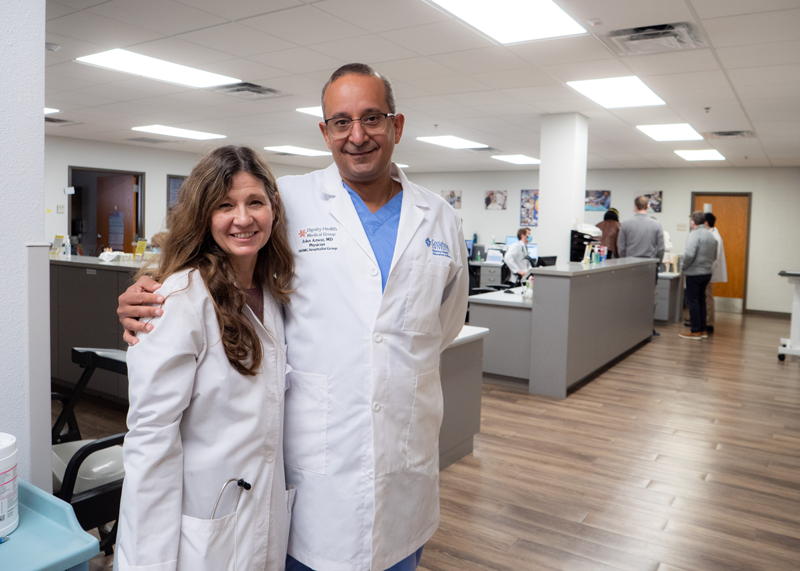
[691,192,751,313]
[68,168,145,255]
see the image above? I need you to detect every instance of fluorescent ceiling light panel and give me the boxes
[492,155,541,165]
[77,49,240,88]
[44,107,60,114]
[417,136,488,149]
[132,125,226,140]
[395,163,409,168]
[296,106,324,117]
[427,0,585,44]
[567,76,665,108]
[675,149,725,161]
[637,123,703,141]
[264,145,331,157]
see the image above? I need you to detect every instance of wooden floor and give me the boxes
[59,312,799,571]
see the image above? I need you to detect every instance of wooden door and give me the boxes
[692,194,750,299]
[97,175,136,253]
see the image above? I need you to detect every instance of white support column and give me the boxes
[538,113,589,264]
[0,0,49,490]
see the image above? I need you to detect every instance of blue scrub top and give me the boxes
[344,181,402,293]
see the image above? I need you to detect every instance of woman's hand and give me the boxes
[118,276,164,345]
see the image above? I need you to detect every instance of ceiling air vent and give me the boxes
[601,22,707,56]
[212,82,287,100]
[703,130,754,139]
[44,116,80,126]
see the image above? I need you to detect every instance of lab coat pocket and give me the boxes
[284,371,328,474]
[406,368,444,467]
[403,260,451,334]
[178,512,237,571]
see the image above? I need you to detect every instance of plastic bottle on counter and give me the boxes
[0,433,19,537]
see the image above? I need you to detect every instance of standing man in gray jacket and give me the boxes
[680,211,718,340]
[618,196,665,337]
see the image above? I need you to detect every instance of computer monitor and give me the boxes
[505,235,517,246]
[527,243,538,260]
[465,239,473,259]
[537,256,557,267]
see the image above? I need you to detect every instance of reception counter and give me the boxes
[469,258,658,399]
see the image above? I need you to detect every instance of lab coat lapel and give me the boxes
[390,164,427,273]
[320,164,377,266]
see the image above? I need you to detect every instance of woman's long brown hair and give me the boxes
[138,145,294,375]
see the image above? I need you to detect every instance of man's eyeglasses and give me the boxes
[323,113,396,139]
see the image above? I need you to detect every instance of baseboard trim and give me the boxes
[744,309,791,320]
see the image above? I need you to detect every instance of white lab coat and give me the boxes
[277,163,469,571]
[116,269,293,571]
[504,241,531,275]
[710,227,728,283]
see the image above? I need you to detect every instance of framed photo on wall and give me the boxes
[167,174,187,211]
[520,189,538,226]
[485,190,507,210]
[643,191,662,213]
[441,190,462,209]
[585,190,612,211]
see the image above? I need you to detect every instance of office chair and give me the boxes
[51,348,128,556]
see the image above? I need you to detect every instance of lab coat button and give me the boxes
[369,267,379,277]
[367,470,374,479]
[372,402,381,412]
[265,450,275,463]
[373,333,383,343]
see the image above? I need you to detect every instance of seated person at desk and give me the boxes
[504,228,532,277]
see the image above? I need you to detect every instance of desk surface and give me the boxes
[448,325,490,348]
[468,287,531,308]
[529,257,658,277]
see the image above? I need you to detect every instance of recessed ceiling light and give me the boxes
[637,123,703,141]
[78,49,240,88]
[417,136,488,149]
[492,155,541,165]
[264,145,332,157]
[44,108,60,114]
[675,149,725,161]
[427,0,585,44]
[132,125,226,140]
[297,106,324,118]
[567,76,665,108]
[395,163,409,168]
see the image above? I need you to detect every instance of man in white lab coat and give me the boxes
[119,64,469,571]
[704,212,727,333]
[504,227,532,279]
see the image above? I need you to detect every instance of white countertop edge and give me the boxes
[448,325,490,348]
[468,287,532,308]
[529,257,658,277]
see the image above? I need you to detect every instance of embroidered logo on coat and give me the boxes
[425,237,451,258]
[297,226,339,253]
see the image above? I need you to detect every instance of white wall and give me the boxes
[412,167,800,314]
[0,0,50,488]
[45,136,314,242]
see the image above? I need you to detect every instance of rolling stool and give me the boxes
[51,348,128,556]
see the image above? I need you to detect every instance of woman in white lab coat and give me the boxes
[115,146,295,571]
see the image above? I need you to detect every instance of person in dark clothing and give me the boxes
[595,209,621,258]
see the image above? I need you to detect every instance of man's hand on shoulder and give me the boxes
[119,275,164,346]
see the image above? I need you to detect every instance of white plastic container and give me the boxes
[0,433,19,536]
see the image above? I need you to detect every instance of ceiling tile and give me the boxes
[171,0,303,21]
[690,0,800,19]
[391,81,434,100]
[308,35,417,64]
[49,0,110,8]
[623,49,721,76]
[47,1,78,20]
[44,32,108,61]
[502,84,584,102]
[48,60,135,84]
[408,74,491,95]
[241,5,366,45]
[641,70,729,92]
[703,9,800,48]
[248,47,347,74]
[313,0,451,33]
[254,74,324,96]
[736,81,800,100]
[46,10,164,47]
[403,95,465,112]
[717,40,800,69]
[534,99,600,113]
[564,0,693,34]
[87,0,227,35]
[178,23,296,57]
[473,101,544,117]
[539,58,631,82]
[507,35,611,67]
[727,64,800,86]
[608,106,687,126]
[431,47,529,75]
[744,97,800,122]
[375,58,459,82]
[380,20,494,56]
[129,37,235,67]
[445,91,520,108]
[198,58,290,82]
[45,90,121,110]
[469,67,557,90]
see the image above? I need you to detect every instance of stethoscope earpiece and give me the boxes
[211,478,252,519]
